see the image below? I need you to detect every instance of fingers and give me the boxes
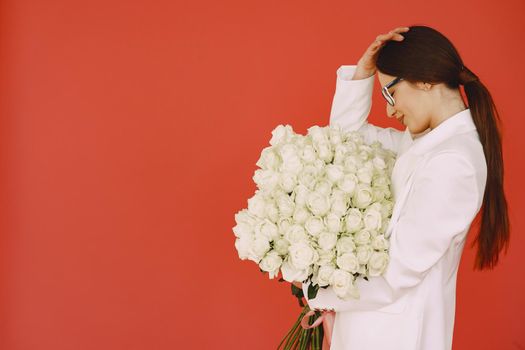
[370,26,410,51]
[376,31,404,42]
[359,26,410,70]
[393,26,410,33]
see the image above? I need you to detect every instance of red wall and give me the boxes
[1,0,524,349]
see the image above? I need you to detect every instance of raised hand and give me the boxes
[353,26,410,80]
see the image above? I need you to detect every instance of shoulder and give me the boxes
[422,132,486,178]
[418,150,476,181]
[414,146,485,207]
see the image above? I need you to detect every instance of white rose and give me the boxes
[273,238,290,255]
[259,251,283,279]
[314,141,333,163]
[307,125,329,143]
[234,234,254,260]
[372,174,390,188]
[316,265,336,287]
[336,252,360,273]
[366,202,383,213]
[279,172,297,193]
[343,154,360,174]
[306,191,331,216]
[314,179,333,196]
[276,193,295,218]
[297,165,318,189]
[336,235,356,254]
[234,209,258,226]
[300,144,317,164]
[330,191,348,217]
[253,169,280,192]
[328,126,344,146]
[371,187,387,202]
[289,241,319,269]
[292,184,310,206]
[371,155,387,170]
[363,208,382,231]
[232,221,253,239]
[277,217,292,235]
[293,136,307,148]
[344,208,363,233]
[358,144,373,160]
[354,229,372,246]
[378,217,391,234]
[345,131,364,145]
[284,224,308,244]
[368,251,389,276]
[316,249,336,266]
[337,173,358,195]
[281,259,311,283]
[344,141,358,153]
[379,199,394,219]
[256,146,281,170]
[279,144,303,174]
[318,231,338,251]
[357,166,373,184]
[265,201,279,223]
[325,164,345,183]
[355,245,373,264]
[292,206,310,224]
[254,219,279,241]
[371,234,390,250]
[312,158,326,173]
[333,144,349,165]
[352,183,373,209]
[305,216,325,237]
[269,124,294,146]
[249,236,271,262]
[330,269,360,300]
[324,213,342,233]
[247,191,267,218]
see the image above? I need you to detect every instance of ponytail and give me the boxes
[460,66,511,270]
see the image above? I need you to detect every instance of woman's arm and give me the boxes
[303,151,482,312]
[329,65,405,153]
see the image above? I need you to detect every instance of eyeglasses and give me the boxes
[381,77,403,106]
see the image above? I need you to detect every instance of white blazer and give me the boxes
[302,65,487,350]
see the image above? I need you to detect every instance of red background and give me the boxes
[1,0,524,349]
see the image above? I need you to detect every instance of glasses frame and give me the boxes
[382,77,404,106]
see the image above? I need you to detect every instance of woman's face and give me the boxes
[377,71,434,135]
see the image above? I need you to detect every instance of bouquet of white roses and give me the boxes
[232,124,397,349]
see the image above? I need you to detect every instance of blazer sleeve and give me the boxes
[302,151,481,312]
[330,65,405,153]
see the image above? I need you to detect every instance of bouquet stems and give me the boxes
[277,304,325,350]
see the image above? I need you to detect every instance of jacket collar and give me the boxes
[406,108,477,156]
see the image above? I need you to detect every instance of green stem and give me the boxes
[279,305,310,350]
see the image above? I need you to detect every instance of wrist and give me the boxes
[352,68,375,80]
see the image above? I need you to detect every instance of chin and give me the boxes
[408,125,427,137]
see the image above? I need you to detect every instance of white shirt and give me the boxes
[302,65,487,350]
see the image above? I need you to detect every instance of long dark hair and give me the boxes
[375,25,510,270]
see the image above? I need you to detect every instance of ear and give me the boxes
[415,81,432,91]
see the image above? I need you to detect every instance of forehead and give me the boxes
[377,72,397,89]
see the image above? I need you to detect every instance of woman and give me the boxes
[300,25,510,349]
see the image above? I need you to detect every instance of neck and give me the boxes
[429,91,467,130]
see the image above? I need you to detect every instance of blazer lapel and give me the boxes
[385,152,424,238]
